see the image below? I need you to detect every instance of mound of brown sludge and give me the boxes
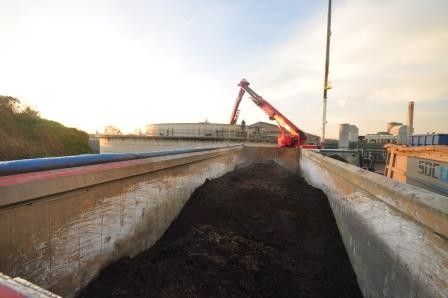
[80,161,362,298]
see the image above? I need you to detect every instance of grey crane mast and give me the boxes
[321,0,332,147]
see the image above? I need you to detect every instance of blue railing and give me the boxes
[0,145,239,176]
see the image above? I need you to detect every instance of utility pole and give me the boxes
[321,0,332,146]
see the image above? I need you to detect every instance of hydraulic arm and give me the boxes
[230,79,307,147]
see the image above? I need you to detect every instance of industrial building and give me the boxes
[364,133,396,144]
[365,123,409,145]
[339,122,410,146]
[342,101,416,146]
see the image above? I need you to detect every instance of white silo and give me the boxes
[339,123,350,148]
[348,125,359,143]
[390,125,408,145]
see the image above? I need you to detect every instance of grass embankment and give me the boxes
[0,96,93,161]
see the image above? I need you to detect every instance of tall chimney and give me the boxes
[408,101,414,138]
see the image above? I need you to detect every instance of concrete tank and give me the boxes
[146,123,241,138]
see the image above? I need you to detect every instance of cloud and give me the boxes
[0,0,446,137]
[244,0,448,138]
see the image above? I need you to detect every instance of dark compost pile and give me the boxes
[80,161,362,297]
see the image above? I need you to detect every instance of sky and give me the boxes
[0,0,447,138]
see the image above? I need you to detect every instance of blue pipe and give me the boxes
[0,145,238,176]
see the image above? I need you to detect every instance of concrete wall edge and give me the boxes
[300,149,448,297]
[0,146,244,208]
[302,150,448,238]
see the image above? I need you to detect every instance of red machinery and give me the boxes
[230,79,308,148]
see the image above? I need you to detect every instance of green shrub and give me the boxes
[0,96,93,161]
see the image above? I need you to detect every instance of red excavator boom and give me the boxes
[230,79,307,148]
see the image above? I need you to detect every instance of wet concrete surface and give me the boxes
[79,161,362,297]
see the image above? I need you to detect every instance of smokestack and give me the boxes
[408,101,414,138]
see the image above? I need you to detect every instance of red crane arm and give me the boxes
[230,79,307,147]
[230,87,245,125]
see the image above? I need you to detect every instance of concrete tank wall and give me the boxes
[300,150,448,298]
[99,136,276,153]
[0,146,299,297]
[146,123,242,138]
